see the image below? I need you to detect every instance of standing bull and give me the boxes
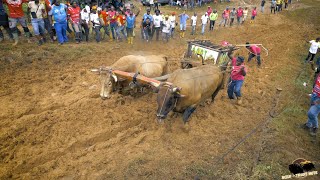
[92,55,168,99]
[151,65,226,123]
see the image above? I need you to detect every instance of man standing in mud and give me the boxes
[0,0,13,42]
[4,0,32,46]
[178,11,189,38]
[301,73,320,136]
[305,38,320,63]
[246,42,262,67]
[227,49,247,105]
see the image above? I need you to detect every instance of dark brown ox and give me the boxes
[152,65,225,123]
[93,55,168,99]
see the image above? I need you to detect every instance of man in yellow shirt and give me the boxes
[209,10,218,31]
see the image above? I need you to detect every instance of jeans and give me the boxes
[152,27,161,41]
[230,18,234,26]
[171,27,175,37]
[227,79,244,99]
[143,28,151,41]
[219,18,228,26]
[306,93,320,128]
[116,25,126,40]
[248,53,261,66]
[209,20,215,30]
[162,32,170,42]
[72,23,82,42]
[81,23,89,42]
[201,24,206,34]
[126,27,133,37]
[271,7,276,14]
[110,22,117,39]
[0,14,13,39]
[44,17,53,40]
[191,25,196,35]
[93,25,101,42]
[54,22,68,44]
[31,18,45,36]
[237,17,241,24]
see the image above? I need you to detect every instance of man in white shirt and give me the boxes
[162,15,171,42]
[201,12,208,35]
[152,9,163,41]
[306,38,320,62]
[81,8,90,42]
[190,12,197,35]
[169,12,176,38]
[90,9,101,42]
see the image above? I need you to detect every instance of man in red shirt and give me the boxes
[246,42,261,67]
[67,1,81,43]
[236,7,243,25]
[116,10,126,42]
[4,0,31,46]
[227,50,247,105]
[98,7,111,41]
[108,6,117,40]
[301,74,320,136]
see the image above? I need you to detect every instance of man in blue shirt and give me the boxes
[52,0,68,44]
[0,0,13,42]
[178,11,189,38]
[126,8,141,44]
[141,9,153,40]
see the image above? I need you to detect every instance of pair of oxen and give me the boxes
[92,53,230,123]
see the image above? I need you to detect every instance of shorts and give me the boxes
[31,18,45,35]
[180,23,186,31]
[9,17,28,29]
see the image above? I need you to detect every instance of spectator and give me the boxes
[108,6,117,41]
[142,17,152,42]
[261,0,266,13]
[28,0,46,45]
[190,12,197,35]
[242,7,248,24]
[169,12,176,38]
[4,0,31,46]
[0,0,13,42]
[271,0,276,14]
[201,12,208,35]
[126,10,137,44]
[251,7,257,24]
[178,11,189,38]
[81,8,90,42]
[305,38,320,62]
[67,1,81,44]
[40,0,54,42]
[284,0,289,9]
[90,9,102,43]
[207,6,212,16]
[229,8,236,26]
[98,7,112,41]
[116,11,127,42]
[52,0,68,45]
[209,10,218,30]
[236,6,243,25]
[162,15,171,42]
[152,9,163,41]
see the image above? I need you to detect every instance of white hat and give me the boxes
[97,7,102,11]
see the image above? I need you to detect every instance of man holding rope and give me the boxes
[246,42,262,67]
[227,49,247,105]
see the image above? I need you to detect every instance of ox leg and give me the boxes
[182,106,196,123]
[211,83,223,103]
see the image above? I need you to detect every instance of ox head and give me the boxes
[151,82,185,119]
[91,67,118,100]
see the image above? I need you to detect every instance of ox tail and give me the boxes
[153,74,171,81]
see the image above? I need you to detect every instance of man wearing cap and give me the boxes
[152,9,162,41]
[227,50,247,105]
[169,12,176,38]
[178,11,189,38]
[162,15,171,42]
[209,10,218,31]
[246,42,262,67]
[200,12,208,35]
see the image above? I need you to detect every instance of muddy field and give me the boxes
[1,1,320,179]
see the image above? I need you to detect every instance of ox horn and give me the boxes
[91,68,100,74]
[111,73,118,82]
[172,87,182,92]
[153,74,170,81]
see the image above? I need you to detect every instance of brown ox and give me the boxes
[152,65,226,123]
[93,55,168,99]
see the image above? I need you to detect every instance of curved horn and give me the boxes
[172,87,182,92]
[91,68,100,74]
[153,74,170,81]
[111,73,118,82]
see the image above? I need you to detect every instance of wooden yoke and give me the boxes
[112,70,162,87]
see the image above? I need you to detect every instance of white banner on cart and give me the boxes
[191,45,220,64]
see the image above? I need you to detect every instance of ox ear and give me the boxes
[111,73,118,82]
